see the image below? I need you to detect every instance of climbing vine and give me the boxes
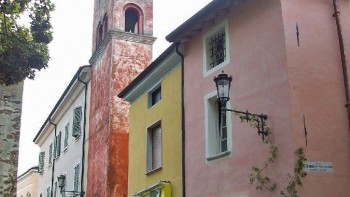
[231,111,307,196]
[280,148,307,197]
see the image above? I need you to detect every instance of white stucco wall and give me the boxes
[35,70,91,197]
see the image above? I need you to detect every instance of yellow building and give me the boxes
[119,44,182,197]
[17,166,39,197]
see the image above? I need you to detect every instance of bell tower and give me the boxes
[87,0,155,196]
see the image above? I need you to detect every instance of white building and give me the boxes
[33,66,91,197]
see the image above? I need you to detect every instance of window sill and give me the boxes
[145,166,162,175]
[206,151,231,162]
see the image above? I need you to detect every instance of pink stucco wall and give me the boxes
[183,0,350,196]
[281,0,350,196]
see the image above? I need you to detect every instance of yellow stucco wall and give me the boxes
[128,65,182,197]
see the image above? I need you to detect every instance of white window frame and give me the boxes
[73,163,80,192]
[64,122,69,152]
[204,91,233,162]
[202,19,230,77]
[146,120,162,174]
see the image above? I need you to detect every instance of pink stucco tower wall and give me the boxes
[87,0,155,196]
[169,0,350,196]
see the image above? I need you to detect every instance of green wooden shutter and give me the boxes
[49,144,52,164]
[72,106,82,137]
[38,151,45,173]
[74,164,80,191]
[64,123,69,148]
[57,132,62,157]
[46,187,50,197]
[53,137,57,159]
[54,182,57,197]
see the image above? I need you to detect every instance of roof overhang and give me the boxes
[33,66,92,145]
[166,0,246,43]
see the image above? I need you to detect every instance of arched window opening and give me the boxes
[103,16,108,37]
[125,8,139,33]
[97,23,103,47]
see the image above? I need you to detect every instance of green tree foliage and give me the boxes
[0,0,54,86]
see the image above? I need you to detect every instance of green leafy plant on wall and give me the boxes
[232,111,307,196]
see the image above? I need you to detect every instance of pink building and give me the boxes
[166,0,350,196]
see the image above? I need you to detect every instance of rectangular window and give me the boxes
[207,28,226,68]
[152,87,161,105]
[38,151,45,173]
[64,123,69,149]
[46,187,50,197]
[73,164,80,191]
[148,86,161,108]
[203,20,230,77]
[146,123,162,173]
[204,92,232,161]
[49,143,53,165]
[72,106,83,138]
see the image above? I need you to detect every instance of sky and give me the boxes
[17,0,212,175]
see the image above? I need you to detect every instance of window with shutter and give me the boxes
[64,123,69,149]
[46,187,50,197]
[72,106,82,138]
[38,151,45,173]
[74,164,80,191]
[57,132,62,157]
[49,144,52,165]
[54,182,57,197]
[53,137,57,159]
[146,123,162,173]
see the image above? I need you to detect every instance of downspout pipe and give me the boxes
[77,67,90,196]
[332,0,350,128]
[176,42,186,197]
[48,120,57,197]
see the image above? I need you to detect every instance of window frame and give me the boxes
[204,91,233,162]
[72,106,83,138]
[146,121,162,174]
[73,163,80,192]
[64,122,69,151]
[38,151,45,173]
[202,19,230,77]
[148,85,161,108]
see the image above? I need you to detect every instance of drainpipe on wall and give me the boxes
[175,42,186,197]
[48,120,57,197]
[77,66,90,196]
[332,0,350,128]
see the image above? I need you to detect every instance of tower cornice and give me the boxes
[89,30,156,65]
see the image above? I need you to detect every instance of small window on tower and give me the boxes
[97,23,103,46]
[125,8,139,33]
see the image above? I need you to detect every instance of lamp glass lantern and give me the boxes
[214,71,232,107]
[57,175,66,192]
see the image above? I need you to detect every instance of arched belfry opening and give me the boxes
[125,8,138,33]
[124,4,143,34]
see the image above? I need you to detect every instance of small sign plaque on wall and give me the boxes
[303,161,333,172]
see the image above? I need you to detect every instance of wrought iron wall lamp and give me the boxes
[214,71,268,141]
[57,175,85,197]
